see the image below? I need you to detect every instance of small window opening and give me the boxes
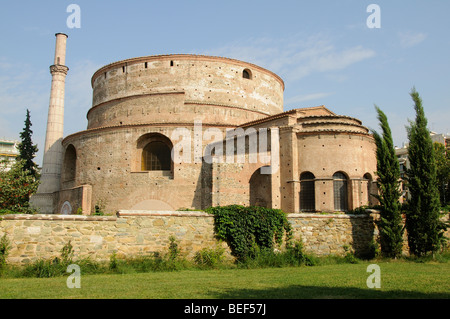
[170,60,174,67]
[122,66,126,73]
[243,69,252,79]
[144,62,148,68]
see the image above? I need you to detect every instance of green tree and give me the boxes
[371,106,404,258]
[16,109,39,180]
[405,88,447,256]
[0,160,39,214]
[433,142,449,207]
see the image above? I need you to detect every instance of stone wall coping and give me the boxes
[287,213,373,219]
[118,210,378,219]
[0,214,117,221]
[117,210,213,217]
[0,210,381,221]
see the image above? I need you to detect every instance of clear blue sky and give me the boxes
[1,0,449,166]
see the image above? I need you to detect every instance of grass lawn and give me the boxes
[0,261,449,299]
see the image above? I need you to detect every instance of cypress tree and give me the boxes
[16,109,39,180]
[405,88,446,256]
[371,106,404,258]
[433,142,450,207]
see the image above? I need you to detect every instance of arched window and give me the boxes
[243,69,252,79]
[300,172,315,211]
[333,172,348,211]
[141,141,171,171]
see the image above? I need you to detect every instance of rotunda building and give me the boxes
[59,54,286,213]
[53,54,377,215]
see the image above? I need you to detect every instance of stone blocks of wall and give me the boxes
[0,211,385,265]
[8,210,448,265]
[0,212,220,265]
[288,213,376,256]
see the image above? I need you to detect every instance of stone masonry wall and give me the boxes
[0,211,385,265]
[289,213,376,257]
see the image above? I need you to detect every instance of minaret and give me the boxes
[30,33,69,214]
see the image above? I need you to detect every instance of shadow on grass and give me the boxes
[207,285,450,299]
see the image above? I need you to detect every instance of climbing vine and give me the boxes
[206,205,293,262]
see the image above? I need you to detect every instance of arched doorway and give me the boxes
[62,144,76,182]
[300,172,315,211]
[249,166,272,208]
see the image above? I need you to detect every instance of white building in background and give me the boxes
[0,139,20,171]
[395,131,449,202]
[430,132,450,151]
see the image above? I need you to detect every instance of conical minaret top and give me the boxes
[30,33,69,214]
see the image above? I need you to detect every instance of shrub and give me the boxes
[286,240,317,266]
[109,252,118,271]
[194,246,226,269]
[108,249,187,274]
[22,258,66,278]
[342,244,359,264]
[207,205,292,262]
[238,248,282,268]
[93,204,104,216]
[168,236,180,261]
[347,205,371,215]
[235,240,317,269]
[60,241,74,265]
[0,234,11,272]
[21,241,77,278]
[365,239,381,260]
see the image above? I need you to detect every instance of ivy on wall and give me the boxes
[206,205,293,262]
